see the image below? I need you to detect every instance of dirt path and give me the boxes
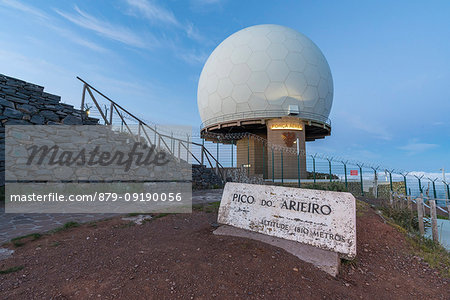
[0,189,223,245]
[0,204,448,299]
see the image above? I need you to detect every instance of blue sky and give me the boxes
[0,0,449,174]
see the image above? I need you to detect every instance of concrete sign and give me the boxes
[218,183,356,258]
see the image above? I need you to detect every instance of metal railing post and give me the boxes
[80,84,86,112]
[109,102,113,124]
[216,139,219,172]
[201,146,204,166]
[137,122,141,142]
[201,138,205,166]
[186,135,189,162]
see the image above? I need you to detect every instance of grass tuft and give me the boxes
[51,221,80,233]
[0,266,24,274]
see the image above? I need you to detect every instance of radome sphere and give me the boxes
[197,24,333,128]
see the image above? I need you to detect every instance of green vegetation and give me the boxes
[409,235,450,278]
[50,221,80,233]
[10,233,42,247]
[355,199,369,217]
[341,258,359,268]
[301,181,348,192]
[192,201,221,213]
[380,204,449,277]
[153,213,171,219]
[380,206,424,233]
[0,266,24,275]
[306,171,339,180]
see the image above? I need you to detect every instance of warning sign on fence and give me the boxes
[350,170,358,176]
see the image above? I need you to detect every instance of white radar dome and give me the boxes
[197,24,333,128]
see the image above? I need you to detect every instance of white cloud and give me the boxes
[0,0,107,53]
[48,24,109,53]
[177,49,208,65]
[124,0,179,26]
[55,5,154,49]
[408,171,449,182]
[124,0,207,43]
[337,111,392,140]
[0,0,48,19]
[398,140,438,155]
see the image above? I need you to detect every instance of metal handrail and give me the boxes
[201,109,331,129]
[77,77,225,182]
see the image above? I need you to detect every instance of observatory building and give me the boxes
[197,24,333,179]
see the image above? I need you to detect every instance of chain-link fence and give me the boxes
[193,132,450,210]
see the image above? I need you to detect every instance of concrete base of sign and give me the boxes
[214,225,340,277]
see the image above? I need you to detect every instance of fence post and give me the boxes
[297,151,301,188]
[432,179,437,199]
[389,190,393,207]
[402,173,408,196]
[358,165,364,196]
[327,158,332,183]
[417,194,425,235]
[231,140,234,168]
[447,199,450,220]
[389,171,393,192]
[429,199,439,243]
[343,162,348,190]
[272,147,274,183]
[312,155,316,184]
[407,195,412,211]
[247,136,250,177]
[263,144,266,180]
[414,175,423,194]
[372,167,378,198]
[281,150,284,185]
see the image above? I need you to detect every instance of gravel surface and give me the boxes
[0,204,448,299]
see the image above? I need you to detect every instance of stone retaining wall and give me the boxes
[0,74,99,185]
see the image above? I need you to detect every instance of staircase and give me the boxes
[77,77,226,187]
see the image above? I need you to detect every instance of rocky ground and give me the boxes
[0,201,448,299]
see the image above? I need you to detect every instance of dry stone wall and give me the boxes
[0,74,99,185]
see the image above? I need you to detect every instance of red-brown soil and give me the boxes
[0,205,448,299]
